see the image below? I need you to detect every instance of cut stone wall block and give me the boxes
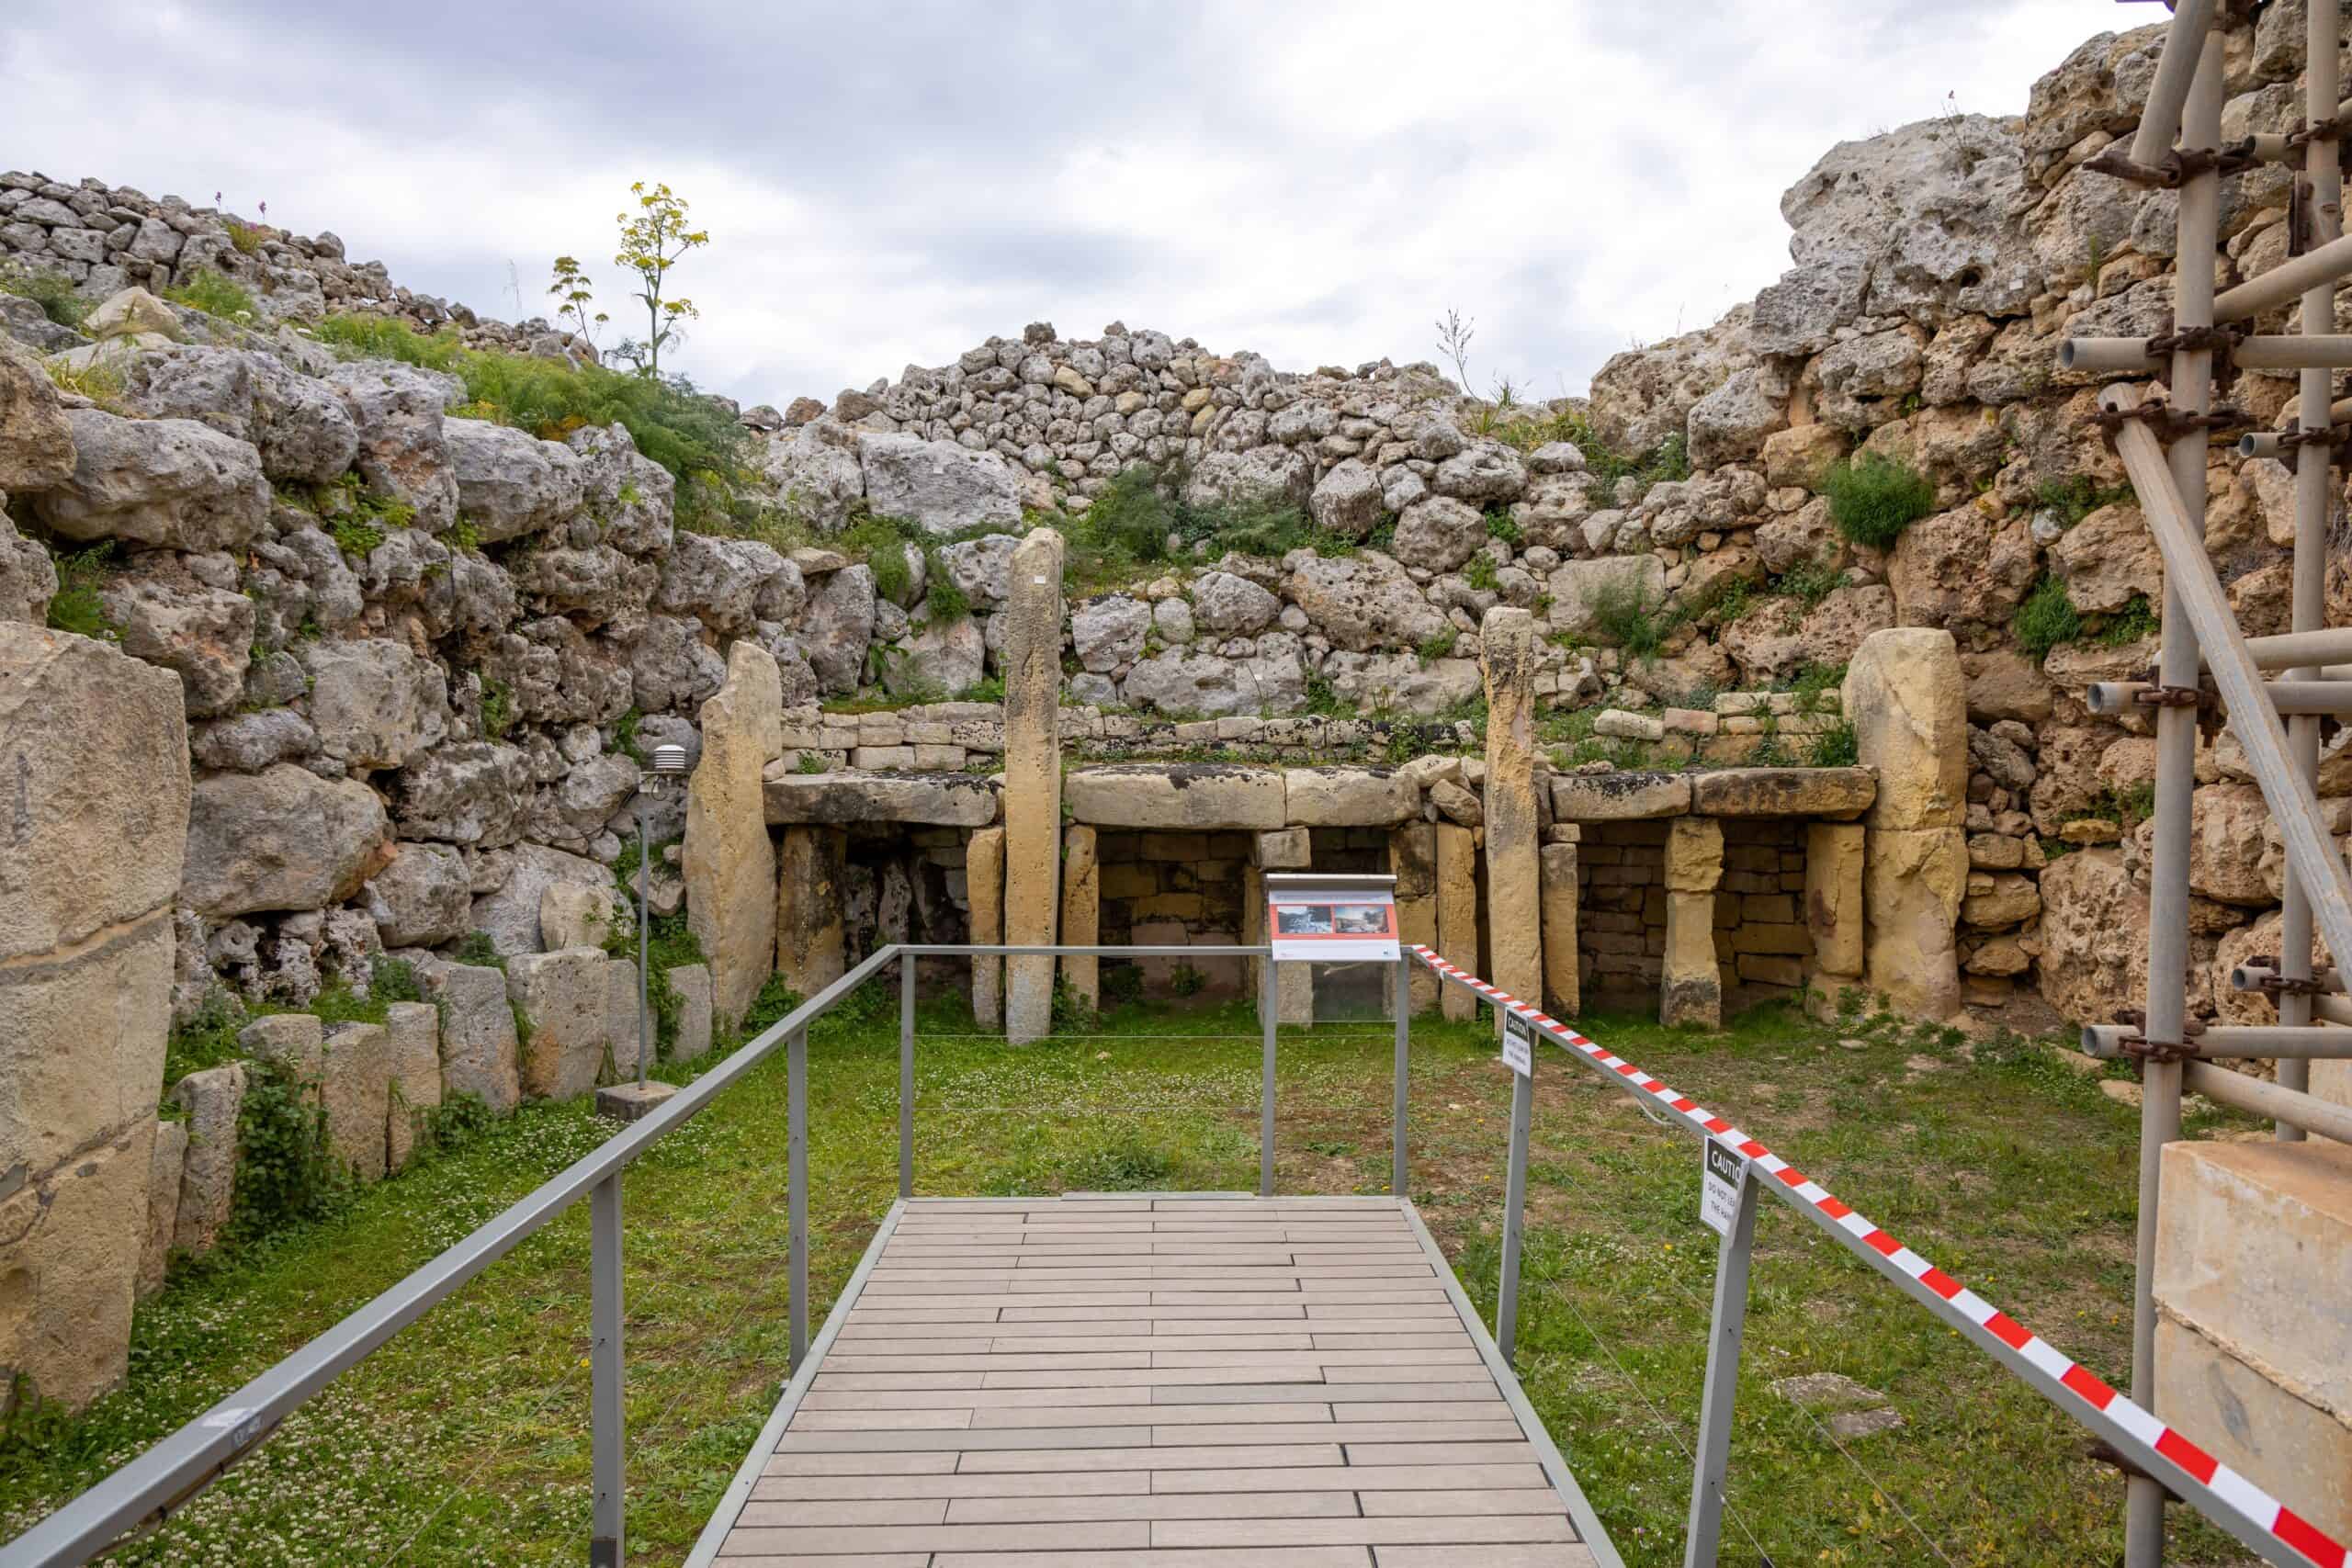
[506,947,609,1101]
[1002,526,1065,1043]
[238,1010,323,1087]
[1846,626,1968,832]
[2155,1314,2352,1546]
[1435,823,1479,1024]
[384,1001,440,1173]
[172,1061,246,1258]
[1250,829,1311,870]
[1540,841,1581,1020]
[1,909,175,1189]
[1063,763,1286,829]
[0,1122,151,1412]
[1059,825,1100,1016]
[1805,822,1867,979]
[139,1120,187,1298]
[1391,823,1441,1016]
[431,960,520,1114]
[1862,825,1966,1019]
[776,825,848,1000]
[967,825,1006,1030]
[1664,816,1726,896]
[1662,889,1723,1029]
[685,640,783,1031]
[1690,767,1875,819]
[763,767,999,827]
[1551,771,1691,823]
[1482,606,1542,1012]
[322,1022,392,1183]
[667,964,714,1060]
[1283,767,1419,827]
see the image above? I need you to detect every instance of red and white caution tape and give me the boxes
[1408,945,2347,1568]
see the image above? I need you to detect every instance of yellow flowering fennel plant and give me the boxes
[613,180,708,376]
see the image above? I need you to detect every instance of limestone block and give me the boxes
[239,1010,323,1088]
[384,1001,441,1172]
[1662,890,1723,1028]
[507,947,608,1100]
[1429,778,1483,827]
[1551,771,1691,822]
[666,964,713,1059]
[1805,822,1866,977]
[139,1120,186,1297]
[1250,829,1311,870]
[1063,762,1285,830]
[763,766,999,826]
[1059,826,1099,1015]
[1482,606,1542,1011]
[0,625,189,963]
[967,825,1006,1029]
[605,957,649,1082]
[1690,767,1875,819]
[1,910,175,1184]
[1391,823,1441,1016]
[776,825,848,998]
[2155,1316,2352,1545]
[540,881,623,952]
[181,763,389,919]
[685,639,783,1031]
[1002,526,1064,1043]
[0,1122,151,1411]
[1862,825,1966,1018]
[431,960,520,1114]
[1845,627,1967,832]
[1540,841,1581,1019]
[1664,817,1726,895]
[1436,823,1479,1023]
[173,1062,246,1257]
[1284,767,1419,827]
[321,1022,392,1183]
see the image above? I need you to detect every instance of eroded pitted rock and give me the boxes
[323,360,463,532]
[182,763,389,919]
[34,409,269,552]
[566,421,674,555]
[443,418,583,543]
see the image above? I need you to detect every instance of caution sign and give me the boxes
[1701,1140,1750,1237]
[1501,1010,1534,1077]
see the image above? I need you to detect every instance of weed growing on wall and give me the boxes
[0,263,89,329]
[164,271,255,321]
[1823,453,1936,547]
[2012,575,2081,659]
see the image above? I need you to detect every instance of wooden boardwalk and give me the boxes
[691,1193,1616,1567]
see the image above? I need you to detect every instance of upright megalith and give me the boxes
[1662,817,1725,1028]
[1804,822,1866,1016]
[0,624,187,1414]
[1435,823,1478,1022]
[1390,823,1440,1016]
[1059,826,1100,1016]
[1481,607,1541,1010]
[967,825,1006,1029]
[685,639,783,1032]
[1539,840,1580,1018]
[1844,628,1967,1019]
[775,825,847,998]
[1001,527,1064,1043]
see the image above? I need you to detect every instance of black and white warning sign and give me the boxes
[1500,1011,1534,1077]
[1700,1139,1750,1237]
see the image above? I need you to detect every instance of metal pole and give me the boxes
[1496,1044,1532,1368]
[1260,957,1278,1198]
[589,1171,624,1568]
[899,953,915,1198]
[635,809,650,1087]
[1392,954,1411,1197]
[787,1023,808,1369]
[2278,0,2344,1141]
[2129,28,2222,1566]
[1683,1165,1761,1568]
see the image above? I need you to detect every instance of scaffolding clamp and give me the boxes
[2084,140,2259,188]
[2241,955,2330,998]
[2133,683,2208,709]
[2090,397,2250,446]
[2287,110,2352,151]
[2110,1009,2204,1070]
[2089,1438,2185,1502]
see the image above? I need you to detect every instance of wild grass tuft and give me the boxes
[1823,453,1936,547]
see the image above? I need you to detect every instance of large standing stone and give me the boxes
[507,947,609,1100]
[1391,823,1440,1016]
[1662,818,1724,1028]
[667,964,714,1059]
[1846,628,1968,1017]
[182,763,389,919]
[776,825,847,998]
[0,1125,151,1413]
[1002,528,1063,1043]
[1482,608,1542,1012]
[1435,823,1479,1023]
[384,1001,441,1172]
[139,1120,187,1297]
[172,1062,246,1257]
[684,640,783,1031]
[967,825,1006,1030]
[1059,825,1100,1016]
[322,1021,392,1182]
[1804,822,1867,1009]
[1540,841,1581,1019]
[427,960,520,1114]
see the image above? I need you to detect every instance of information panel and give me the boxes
[1264,873,1400,964]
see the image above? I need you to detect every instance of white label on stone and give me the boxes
[1501,1011,1533,1077]
[1032,574,1047,584]
[1701,1140,1749,1237]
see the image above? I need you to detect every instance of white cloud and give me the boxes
[0,0,2117,407]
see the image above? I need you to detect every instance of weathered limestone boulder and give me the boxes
[1845,627,1965,1017]
[96,560,254,717]
[507,948,609,1100]
[1321,652,1484,716]
[775,825,847,1000]
[1072,594,1150,673]
[1547,556,1666,644]
[182,763,387,919]
[33,409,269,553]
[934,535,1020,611]
[1690,768,1875,819]
[1185,446,1313,511]
[858,432,1023,534]
[1720,585,1896,686]
[541,880,625,951]
[382,1002,441,1171]
[605,957,645,1078]
[655,531,792,635]
[1430,778,1482,827]
[684,640,783,1030]
[884,614,987,698]
[0,337,75,491]
[1065,763,1286,829]
[1662,817,1725,1028]
[763,421,866,531]
[1281,553,1448,653]
[1887,508,2037,632]
[1686,366,1789,468]
[322,1021,393,1182]
[799,563,876,694]
[1002,527,1065,1043]
[1123,648,1303,717]
[469,840,613,957]
[1552,771,1691,821]
[1484,607,1543,1010]
[361,843,469,948]
[666,964,714,1059]
[567,422,675,556]
[2047,502,2160,615]
[1284,767,1418,827]
[2154,1139,2352,1542]
[322,359,461,528]
[1193,570,1282,636]
[300,637,449,772]
[2038,847,2160,1025]
[1392,497,1487,573]
[393,739,531,847]
[427,960,520,1113]
[0,513,57,624]
[138,1121,187,1297]
[172,1062,246,1257]
[1962,649,2056,722]
[0,1121,153,1408]
[442,417,582,543]
[1307,458,1383,537]
[239,1011,323,1084]
[763,766,999,827]
[117,344,360,484]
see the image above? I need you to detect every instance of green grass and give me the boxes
[2014,575,2083,660]
[0,264,89,330]
[0,998,2258,1567]
[165,271,257,321]
[1822,454,1937,548]
[1584,572,1682,659]
[2035,475,2134,530]
[43,544,119,642]
[1060,464,1366,588]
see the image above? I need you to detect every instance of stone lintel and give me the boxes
[1063,763,1287,830]
[1551,770,1691,822]
[763,768,1001,827]
[1689,766,1875,819]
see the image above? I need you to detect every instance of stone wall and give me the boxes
[1094,830,1250,1002]
[1713,819,1813,1005]
[1577,822,1668,1002]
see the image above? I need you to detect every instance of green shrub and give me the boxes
[330,517,385,560]
[1805,721,1860,768]
[233,1057,349,1237]
[45,544,119,641]
[1583,572,1680,658]
[1484,507,1521,545]
[165,270,257,321]
[740,974,804,1042]
[1463,553,1498,592]
[225,219,266,256]
[2013,575,2081,659]
[373,957,424,1005]
[1775,558,1846,610]
[1079,466,1176,565]
[480,677,514,740]
[2096,593,2159,646]
[0,265,89,329]
[1823,453,1936,547]
[2034,474,2134,529]
[923,568,971,625]
[1063,1138,1172,1191]
[1416,627,1459,660]
[450,931,504,969]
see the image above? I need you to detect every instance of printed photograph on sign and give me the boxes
[1274,905,1335,935]
[1262,874,1401,963]
[1332,904,1393,935]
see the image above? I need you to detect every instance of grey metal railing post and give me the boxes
[787,1023,808,1368]
[589,1171,624,1568]
[1496,1034,1533,1366]
[899,953,915,1199]
[1683,1163,1761,1568]
[1259,956,1278,1197]
[1392,954,1410,1197]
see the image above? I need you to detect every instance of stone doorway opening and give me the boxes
[1095,829,1250,1006]
[1713,819,1812,1012]
[1577,819,1668,1010]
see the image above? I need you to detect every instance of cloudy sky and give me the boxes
[3,2,2107,409]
